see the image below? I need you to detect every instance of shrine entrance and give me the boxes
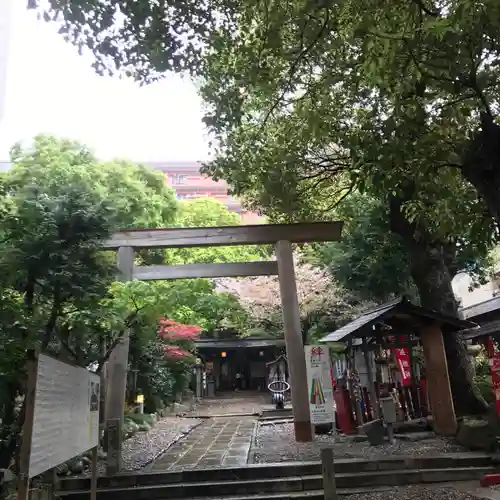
[101,221,343,474]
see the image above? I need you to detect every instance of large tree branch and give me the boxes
[96,309,143,373]
[411,0,439,17]
[260,7,331,129]
[96,332,125,374]
[42,286,62,349]
[59,337,79,361]
[388,192,417,241]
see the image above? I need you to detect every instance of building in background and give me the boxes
[453,247,500,309]
[146,161,262,224]
[0,159,263,223]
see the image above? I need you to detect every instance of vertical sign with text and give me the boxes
[304,345,335,425]
[488,338,500,418]
[390,336,412,387]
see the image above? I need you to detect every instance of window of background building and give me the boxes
[174,174,187,184]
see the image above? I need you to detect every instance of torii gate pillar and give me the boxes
[276,240,313,441]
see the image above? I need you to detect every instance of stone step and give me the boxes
[260,408,293,419]
[58,453,495,492]
[125,482,483,500]
[58,466,495,500]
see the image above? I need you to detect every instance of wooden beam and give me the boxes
[133,261,279,281]
[459,320,500,340]
[102,221,343,249]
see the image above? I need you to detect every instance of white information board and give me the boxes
[28,354,100,478]
[304,345,335,425]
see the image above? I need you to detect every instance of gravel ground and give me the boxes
[84,416,202,475]
[251,423,466,463]
[340,486,486,500]
[121,416,202,471]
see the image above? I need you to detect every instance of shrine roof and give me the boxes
[195,337,285,349]
[319,297,476,343]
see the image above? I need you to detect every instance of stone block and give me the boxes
[456,417,498,451]
[359,419,385,446]
[314,423,333,435]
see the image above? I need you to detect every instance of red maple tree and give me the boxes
[158,319,202,360]
[158,319,203,341]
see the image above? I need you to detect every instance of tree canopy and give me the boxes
[34,0,500,237]
[305,193,495,304]
[0,135,256,472]
[165,198,269,265]
[8,135,178,229]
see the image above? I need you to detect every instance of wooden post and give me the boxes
[99,337,107,424]
[350,345,363,426]
[321,447,337,500]
[362,338,379,420]
[90,446,98,500]
[17,351,39,500]
[276,240,312,442]
[50,468,59,500]
[105,246,134,474]
[420,323,457,436]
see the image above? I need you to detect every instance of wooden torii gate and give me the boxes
[101,221,343,474]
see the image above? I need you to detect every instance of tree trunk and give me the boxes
[389,197,488,415]
[409,239,488,415]
[462,113,500,227]
[0,381,21,470]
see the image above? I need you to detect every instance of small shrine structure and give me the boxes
[320,297,477,436]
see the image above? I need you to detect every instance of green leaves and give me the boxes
[304,194,416,302]
[164,198,269,264]
[30,0,234,80]
[108,279,248,335]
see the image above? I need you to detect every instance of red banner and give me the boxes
[488,338,500,417]
[390,336,412,387]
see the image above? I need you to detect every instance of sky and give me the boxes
[0,2,209,162]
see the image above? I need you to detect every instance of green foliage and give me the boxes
[0,141,119,468]
[36,1,500,227]
[0,135,179,470]
[303,195,415,302]
[29,0,229,79]
[124,413,157,427]
[165,198,270,265]
[304,194,495,303]
[109,279,249,335]
[474,349,494,404]
[8,135,178,230]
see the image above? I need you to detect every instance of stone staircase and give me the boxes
[57,453,497,500]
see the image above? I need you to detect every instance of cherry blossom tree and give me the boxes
[216,256,370,342]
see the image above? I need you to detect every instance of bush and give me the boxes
[474,348,494,404]
[125,413,157,427]
[476,374,494,404]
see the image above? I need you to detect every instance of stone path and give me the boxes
[186,391,273,417]
[149,417,256,471]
